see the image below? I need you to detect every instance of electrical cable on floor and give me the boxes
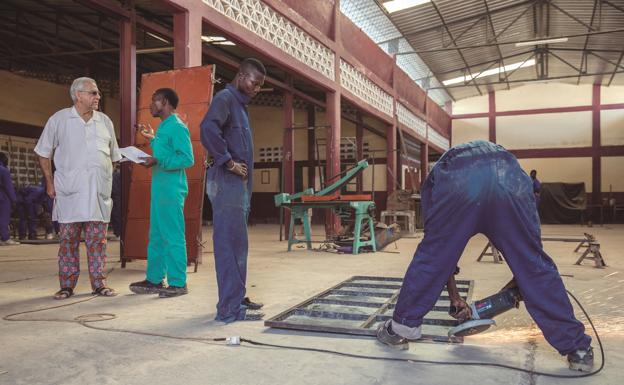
[2,279,604,379]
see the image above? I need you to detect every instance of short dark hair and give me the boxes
[154,88,179,109]
[0,152,8,166]
[530,169,537,175]
[240,58,266,76]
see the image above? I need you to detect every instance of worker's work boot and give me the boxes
[376,320,409,350]
[159,284,188,298]
[129,279,164,294]
[242,297,264,310]
[567,347,594,372]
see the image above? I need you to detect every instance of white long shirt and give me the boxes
[34,107,121,223]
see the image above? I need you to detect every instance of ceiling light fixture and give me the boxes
[383,0,431,13]
[201,35,236,46]
[146,32,169,44]
[442,59,536,85]
[515,37,569,47]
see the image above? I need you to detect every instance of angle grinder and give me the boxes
[448,282,523,338]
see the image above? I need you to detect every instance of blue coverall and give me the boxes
[17,185,46,239]
[393,141,591,355]
[145,114,195,288]
[200,84,254,322]
[0,162,17,241]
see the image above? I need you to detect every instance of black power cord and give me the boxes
[2,288,604,379]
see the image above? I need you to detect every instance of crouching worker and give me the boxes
[376,140,594,372]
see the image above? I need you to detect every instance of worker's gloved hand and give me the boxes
[226,160,248,178]
[139,156,158,168]
[449,297,472,322]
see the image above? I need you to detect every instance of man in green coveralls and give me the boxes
[129,88,194,298]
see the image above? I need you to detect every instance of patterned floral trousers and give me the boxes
[58,222,109,291]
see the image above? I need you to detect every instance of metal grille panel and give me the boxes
[266,276,474,343]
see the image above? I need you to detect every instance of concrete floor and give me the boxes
[0,223,622,385]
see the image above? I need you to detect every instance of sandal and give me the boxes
[54,288,74,300]
[92,286,117,297]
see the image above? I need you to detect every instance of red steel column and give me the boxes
[386,116,397,195]
[420,142,429,188]
[387,59,398,195]
[173,10,202,68]
[356,111,364,193]
[592,84,601,204]
[283,88,295,236]
[489,90,496,143]
[119,13,136,263]
[325,0,341,236]
[325,90,341,236]
[307,105,316,190]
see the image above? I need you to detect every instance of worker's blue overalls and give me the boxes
[17,185,46,239]
[200,84,253,323]
[0,162,17,242]
[393,140,591,355]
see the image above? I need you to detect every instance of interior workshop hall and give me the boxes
[0,0,623,384]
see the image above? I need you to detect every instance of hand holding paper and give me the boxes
[119,146,150,164]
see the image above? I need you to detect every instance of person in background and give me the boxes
[17,183,45,240]
[530,169,541,206]
[129,88,194,298]
[35,77,121,300]
[200,58,266,323]
[0,152,19,246]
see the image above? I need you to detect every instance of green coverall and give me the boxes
[146,114,194,287]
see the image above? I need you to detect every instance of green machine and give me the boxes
[274,159,376,254]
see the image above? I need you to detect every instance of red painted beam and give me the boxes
[119,15,136,262]
[453,103,624,120]
[497,105,593,116]
[307,105,316,190]
[420,142,429,188]
[509,145,624,159]
[356,111,364,193]
[173,11,202,68]
[601,103,624,110]
[165,0,337,93]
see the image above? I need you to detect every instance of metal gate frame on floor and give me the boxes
[265,276,474,343]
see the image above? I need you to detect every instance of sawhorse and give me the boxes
[477,241,504,263]
[477,233,607,268]
[574,240,607,268]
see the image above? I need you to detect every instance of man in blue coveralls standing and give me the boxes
[200,58,266,322]
[376,141,594,372]
[129,88,194,298]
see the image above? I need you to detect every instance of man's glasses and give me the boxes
[78,90,101,97]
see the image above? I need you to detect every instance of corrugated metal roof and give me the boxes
[376,0,624,100]
[341,0,452,105]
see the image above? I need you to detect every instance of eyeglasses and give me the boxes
[78,90,101,97]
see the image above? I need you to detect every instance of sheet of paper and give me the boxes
[119,146,149,164]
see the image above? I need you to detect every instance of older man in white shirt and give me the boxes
[35,77,121,300]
